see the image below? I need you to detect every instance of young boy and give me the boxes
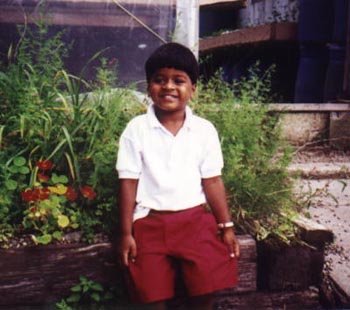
[116,42,240,310]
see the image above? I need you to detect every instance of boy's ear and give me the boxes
[190,84,197,98]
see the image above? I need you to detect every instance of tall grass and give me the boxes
[193,67,296,243]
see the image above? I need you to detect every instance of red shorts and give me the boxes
[126,205,238,303]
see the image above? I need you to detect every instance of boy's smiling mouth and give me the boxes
[160,94,178,100]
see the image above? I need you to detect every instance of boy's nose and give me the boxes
[163,80,175,89]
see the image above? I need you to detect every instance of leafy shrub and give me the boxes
[193,67,297,243]
[0,22,144,245]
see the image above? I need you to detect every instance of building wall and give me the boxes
[237,0,299,28]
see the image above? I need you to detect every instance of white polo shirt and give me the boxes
[116,104,224,221]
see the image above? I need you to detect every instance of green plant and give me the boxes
[0,20,144,246]
[56,276,114,310]
[193,65,297,243]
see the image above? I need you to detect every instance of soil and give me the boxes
[0,231,110,249]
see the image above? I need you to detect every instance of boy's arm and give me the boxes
[202,176,240,259]
[119,178,138,266]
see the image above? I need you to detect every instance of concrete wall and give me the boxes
[269,104,350,148]
[237,0,299,28]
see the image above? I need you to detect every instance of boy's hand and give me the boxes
[221,228,240,259]
[120,234,137,266]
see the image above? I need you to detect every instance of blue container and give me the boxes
[324,44,346,102]
[298,0,334,43]
[294,44,329,103]
[332,0,349,44]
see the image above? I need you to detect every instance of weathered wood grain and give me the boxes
[0,243,118,305]
[0,235,256,306]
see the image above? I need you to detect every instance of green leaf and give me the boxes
[13,156,26,166]
[58,175,69,184]
[51,174,69,184]
[66,293,81,303]
[91,283,104,292]
[52,231,62,240]
[18,166,30,174]
[70,285,82,292]
[36,234,52,244]
[51,174,60,184]
[91,292,100,302]
[82,285,89,293]
[57,215,70,228]
[8,166,19,174]
[5,179,18,190]
[79,276,87,283]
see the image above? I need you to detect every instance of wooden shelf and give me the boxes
[200,0,246,9]
[0,0,175,28]
[199,22,298,53]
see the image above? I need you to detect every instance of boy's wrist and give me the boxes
[217,221,234,229]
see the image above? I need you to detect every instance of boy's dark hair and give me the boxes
[145,42,199,85]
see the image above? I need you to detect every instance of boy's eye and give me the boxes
[151,76,187,85]
[152,77,165,84]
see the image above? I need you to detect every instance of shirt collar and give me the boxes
[147,104,193,130]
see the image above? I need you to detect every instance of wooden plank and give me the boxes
[236,234,257,293]
[0,10,142,28]
[292,214,334,246]
[0,0,175,27]
[200,0,247,8]
[199,22,297,53]
[214,287,321,310]
[0,0,175,6]
[0,235,256,306]
[0,243,118,305]
[257,240,325,291]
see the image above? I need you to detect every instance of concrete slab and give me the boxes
[295,179,350,207]
[292,172,350,303]
[288,163,350,179]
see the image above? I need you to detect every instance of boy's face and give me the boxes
[147,68,196,114]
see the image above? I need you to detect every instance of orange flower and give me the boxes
[80,185,97,200]
[36,160,53,171]
[38,173,50,183]
[65,186,78,201]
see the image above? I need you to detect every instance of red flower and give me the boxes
[37,187,50,200]
[36,160,53,171]
[38,173,50,183]
[80,185,97,200]
[29,206,38,213]
[65,186,78,201]
[21,189,39,202]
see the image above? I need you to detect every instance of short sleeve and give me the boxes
[116,133,142,179]
[199,123,224,178]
